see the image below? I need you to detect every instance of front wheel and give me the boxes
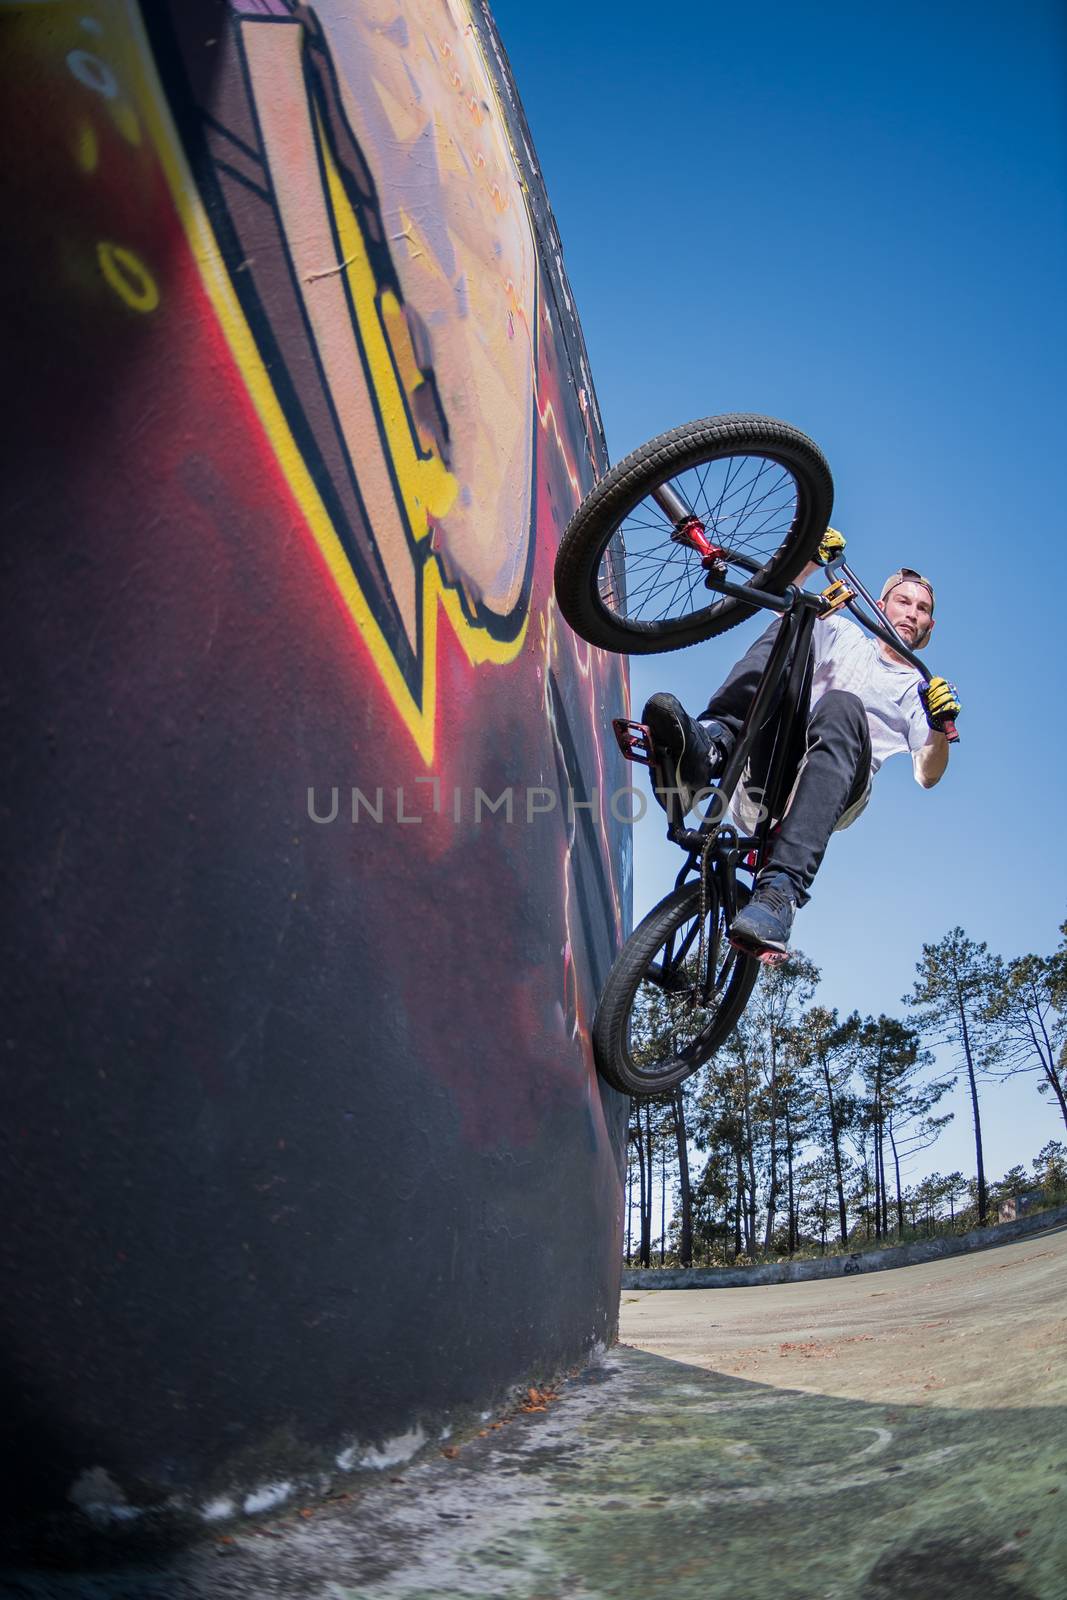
[554,414,833,654]
[593,878,759,1097]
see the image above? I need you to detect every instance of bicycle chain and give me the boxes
[691,830,717,1005]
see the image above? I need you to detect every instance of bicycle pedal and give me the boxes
[611,717,654,766]
[729,935,789,966]
[757,948,789,967]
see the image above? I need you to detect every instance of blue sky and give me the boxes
[493,0,1067,1184]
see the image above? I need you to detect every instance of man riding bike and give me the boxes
[641,530,962,958]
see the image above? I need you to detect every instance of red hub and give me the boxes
[672,517,727,565]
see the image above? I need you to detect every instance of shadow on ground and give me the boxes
[4,1343,1064,1600]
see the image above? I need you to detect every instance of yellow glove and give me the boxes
[918,676,961,730]
[817,527,846,565]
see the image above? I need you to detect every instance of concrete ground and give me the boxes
[620,1224,1067,1412]
[7,1225,1066,1600]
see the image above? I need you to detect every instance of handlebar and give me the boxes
[835,559,960,745]
[702,551,959,745]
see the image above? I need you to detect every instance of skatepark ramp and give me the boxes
[8,1225,1064,1596]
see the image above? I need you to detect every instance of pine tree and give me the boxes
[1032,1140,1067,1197]
[982,953,1067,1137]
[792,1006,860,1246]
[743,955,819,1251]
[696,1039,763,1260]
[854,1015,952,1237]
[905,928,998,1225]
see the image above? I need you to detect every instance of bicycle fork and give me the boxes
[651,482,729,569]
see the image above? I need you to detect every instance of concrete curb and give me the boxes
[621,1203,1067,1290]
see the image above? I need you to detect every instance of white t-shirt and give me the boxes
[726,613,930,835]
[810,612,930,776]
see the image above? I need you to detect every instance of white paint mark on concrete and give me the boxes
[201,1496,236,1522]
[337,1426,428,1473]
[67,1467,142,1525]
[242,1481,293,1515]
[853,1426,893,1461]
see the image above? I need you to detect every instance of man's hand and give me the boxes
[817,527,846,566]
[918,676,961,731]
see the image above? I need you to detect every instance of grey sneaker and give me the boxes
[729,871,798,957]
[641,694,728,819]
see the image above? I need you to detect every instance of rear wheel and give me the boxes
[593,878,759,1097]
[554,414,833,654]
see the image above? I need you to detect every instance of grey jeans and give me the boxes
[700,620,872,905]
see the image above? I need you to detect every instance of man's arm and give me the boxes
[913,730,949,789]
[913,677,960,788]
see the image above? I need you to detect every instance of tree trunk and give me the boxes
[1043,1062,1067,1137]
[742,1084,757,1255]
[889,1122,905,1236]
[673,1088,693,1267]
[957,993,988,1224]
[639,1132,646,1267]
[872,1047,884,1241]
[820,1051,849,1245]
[763,1072,779,1253]
[882,1148,890,1236]
[625,1151,633,1265]
[1024,976,1067,1138]
[635,1120,650,1269]
[643,1103,654,1265]
[876,1095,889,1238]
[659,1134,666,1265]
[785,1106,796,1254]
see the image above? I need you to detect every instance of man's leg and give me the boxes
[767,689,872,902]
[642,620,783,818]
[697,618,783,744]
[730,689,871,953]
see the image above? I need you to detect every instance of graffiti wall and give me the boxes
[1,0,630,1553]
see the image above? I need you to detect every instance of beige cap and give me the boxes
[880,567,935,613]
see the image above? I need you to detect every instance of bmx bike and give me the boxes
[553,414,958,1099]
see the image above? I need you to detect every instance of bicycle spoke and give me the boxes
[596,450,801,626]
[651,559,696,623]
